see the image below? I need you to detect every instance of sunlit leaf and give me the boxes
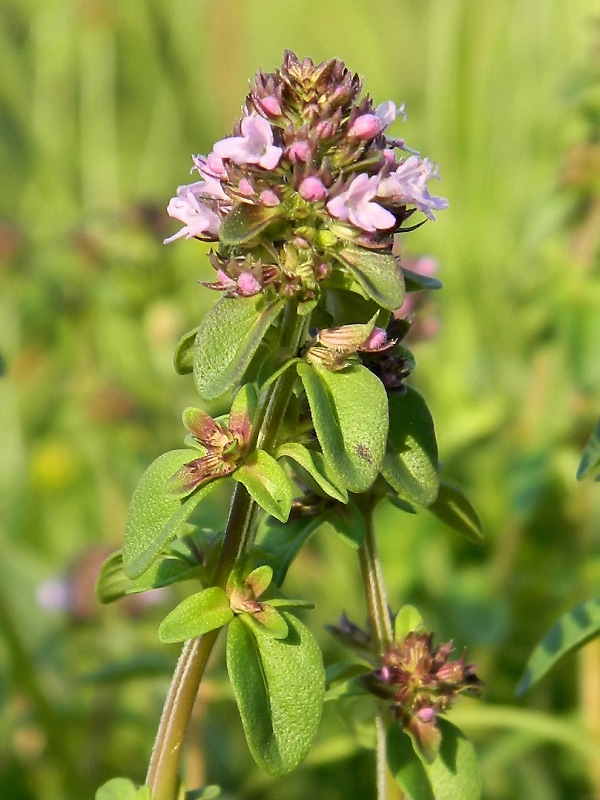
[194,295,284,400]
[158,586,233,643]
[394,605,425,641]
[95,778,146,800]
[336,247,405,310]
[382,387,439,507]
[234,449,295,522]
[122,450,218,579]
[226,613,324,775]
[298,362,388,492]
[388,719,481,800]
[516,597,600,696]
[427,482,483,542]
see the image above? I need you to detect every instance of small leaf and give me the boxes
[173,326,199,375]
[577,418,600,480]
[230,382,258,429]
[123,450,218,579]
[96,550,199,604]
[336,247,405,310]
[158,586,233,643]
[194,296,284,400]
[249,604,290,639]
[276,442,348,502]
[244,564,273,598]
[427,482,483,542]
[382,387,439,507]
[226,612,325,775]
[233,449,294,522]
[388,719,481,800]
[298,362,388,492]
[516,597,600,696]
[220,203,284,246]
[95,778,141,800]
[394,605,425,641]
[402,267,443,292]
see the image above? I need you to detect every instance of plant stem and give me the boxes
[146,301,308,800]
[358,506,394,800]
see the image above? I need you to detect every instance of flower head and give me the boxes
[164,184,222,243]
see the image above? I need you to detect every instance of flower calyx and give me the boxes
[305,315,394,371]
[364,628,482,760]
[226,563,313,639]
[168,406,251,498]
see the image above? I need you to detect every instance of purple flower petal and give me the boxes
[213,114,282,170]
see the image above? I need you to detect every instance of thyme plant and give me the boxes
[96,51,483,800]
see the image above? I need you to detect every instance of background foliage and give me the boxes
[1,1,600,798]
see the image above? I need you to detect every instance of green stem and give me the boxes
[358,505,394,800]
[146,301,308,800]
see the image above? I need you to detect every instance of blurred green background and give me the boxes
[2,1,600,798]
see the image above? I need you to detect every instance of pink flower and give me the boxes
[260,95,282,116]
[237,272,262,296]
[286,141,311,162]
[213,114,282,170]
[164,183,222,243]
[349,101,405,140]
[378,155,449,220]
[193,152,227,179]
[299,176,327,202]
[327,173,396,232]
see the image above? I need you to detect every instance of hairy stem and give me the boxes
[146,301,308,800]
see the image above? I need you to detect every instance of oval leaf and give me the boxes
[276,442,348,502]
[394,605,426,641]
[427,482,483,542]
[193,296,284,400]
[233,449,294,522]
[226,613,325,775]
[173,326,199,375]
[158,587,233,643]
[337,247,405,310]
[516,597,600,696]
[298,363,388,493]
[122,450,217,579]
[219,203,284,246]
[382,387,439,506]
[388,719,481,800]
[96,550,199,604]
[95,778,143,800]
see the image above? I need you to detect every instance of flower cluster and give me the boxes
[164,51,447,304]
[365,631,482,758]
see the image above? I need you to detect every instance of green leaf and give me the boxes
[233,449,294,523]
[394,605,425,641]
[427,483,483,543]
[336,247,405,310]
[158,586,233,643]
[173,326,199,375]
[382,387,439,506]
[516,597,600,696]
[226,612,325,775]
[122,450,218,579]
[248,605,290,639]
[96,550,200,604]
[298,362,388,492]
[194,296,284,400]
[324,288,386,326]
[388,719,481,800]
[577,418,600,480]
[402,267,443,292]
[219,203,284,246]
[95,778,145,800]
[276,442,348,502]
[230,382,258,428]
